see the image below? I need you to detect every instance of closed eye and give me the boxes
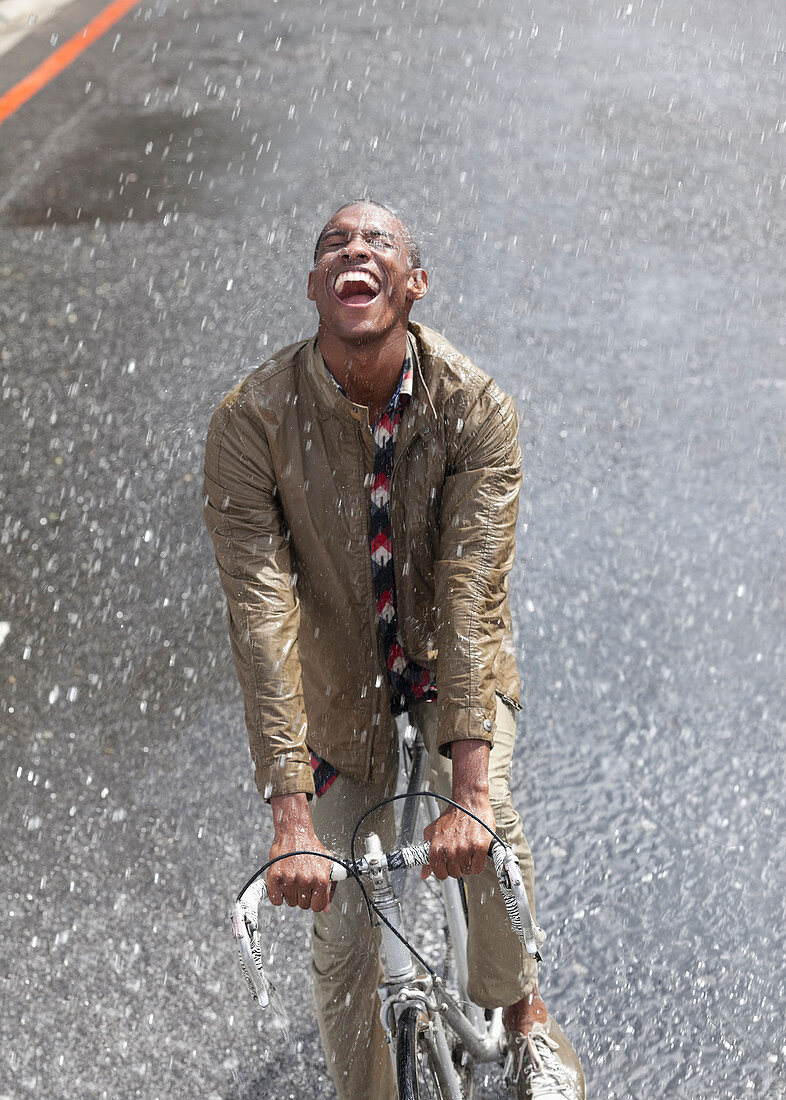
[318,232,347,252]
[366,231,394,248]
[315,227,399,260]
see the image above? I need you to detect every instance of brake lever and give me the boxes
[490,841,546,960]
[231,862,350,1008]
[231,880,271,1007]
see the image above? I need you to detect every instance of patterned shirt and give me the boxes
[310,351,437,795]
[369,354,437,715]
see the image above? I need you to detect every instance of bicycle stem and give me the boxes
[364,833,418,982]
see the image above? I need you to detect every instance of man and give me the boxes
[204,200,584,1099]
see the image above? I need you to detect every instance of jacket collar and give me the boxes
[299,328,439,442]
[299,337,368,424]
[398,325,439,454]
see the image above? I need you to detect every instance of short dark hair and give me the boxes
[313,199,421,268]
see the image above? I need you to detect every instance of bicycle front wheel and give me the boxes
[396,1006,455,1100]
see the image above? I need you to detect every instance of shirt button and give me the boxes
[483,719,493,732]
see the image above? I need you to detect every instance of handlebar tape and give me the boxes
[490,841,546,960]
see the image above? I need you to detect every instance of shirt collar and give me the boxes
[321,352,414,417]
[385,354,414,415]
[399,355,414,403]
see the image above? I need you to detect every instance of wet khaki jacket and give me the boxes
[203,322,522,799]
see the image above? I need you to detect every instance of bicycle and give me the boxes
[230,722,546,1099]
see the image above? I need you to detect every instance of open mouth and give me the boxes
[333,268,381,307]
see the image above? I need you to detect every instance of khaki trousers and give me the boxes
[310,696,538,1100]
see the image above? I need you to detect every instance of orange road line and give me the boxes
[0,0,140,127]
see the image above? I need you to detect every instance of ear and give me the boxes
[406,268,429,302]
[307,270,316,301]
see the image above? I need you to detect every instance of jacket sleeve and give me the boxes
[434,383,522,753]
[203,392,315,800]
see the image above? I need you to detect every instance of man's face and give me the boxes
[307,204,427,344]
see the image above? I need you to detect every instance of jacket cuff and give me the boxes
[255,757,316,802]
[436,704,496,758]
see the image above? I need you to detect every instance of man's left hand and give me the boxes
[422,738,496,880]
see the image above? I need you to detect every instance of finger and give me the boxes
[420,865,432,880]
[310,878,330,913]
[310,887,330,913]
[446,853,467,879]
[456,841,479,878]
[470,845,488,876]
[296,889,312,911]
[266,876,284,906]
[429,850,449,881]
[439,846,460,878]
[462,842,482,876]
[282,882,301,908]
[440,833,471,879]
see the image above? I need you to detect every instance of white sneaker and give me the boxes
[504,1015,585,1100]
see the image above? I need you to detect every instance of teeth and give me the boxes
[335,270,380,295]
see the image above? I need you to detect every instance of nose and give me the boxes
[341,232,370,261]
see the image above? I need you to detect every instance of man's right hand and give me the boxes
[266,793,335,913]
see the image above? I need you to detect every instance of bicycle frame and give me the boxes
[395,718,497,1039]
[231,718,544,1099]
[351,828,492,1099]
[370,720,505,1094]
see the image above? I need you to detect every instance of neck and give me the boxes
[317,325,409,424]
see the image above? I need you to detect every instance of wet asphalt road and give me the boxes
[1,0,784,1097]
